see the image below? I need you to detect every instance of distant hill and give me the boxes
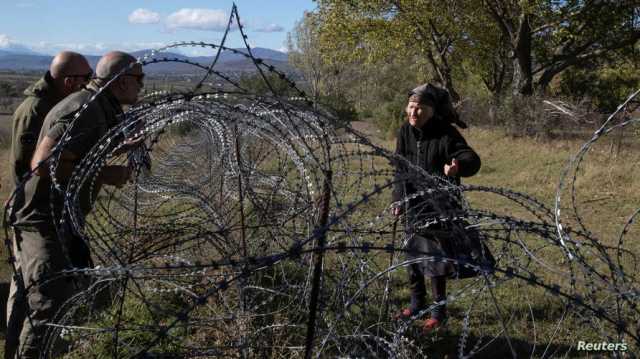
[0,44,44,56]
[0,47,290,75]
[131,47,288,63]
[0,54,53,71]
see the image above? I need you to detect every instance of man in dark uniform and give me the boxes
[392,83,490,332]
[10,51,144,358]
[9,52,92,185]
[5,51,92,359]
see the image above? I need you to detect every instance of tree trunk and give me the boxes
[425,49,460,102]
[536,66,561,95]
[441,73,460,102]
[513,13,533,95]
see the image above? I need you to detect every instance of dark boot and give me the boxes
[409,263,427,313]
[396,263,427,320]
[427,275,447,327]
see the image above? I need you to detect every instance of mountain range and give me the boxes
[0,47,290,75]
[0,43,44,57]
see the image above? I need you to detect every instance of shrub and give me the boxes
[461,93,603,139]
[316,92,358,124]
[559,61,640,113]
[373,92,408,139]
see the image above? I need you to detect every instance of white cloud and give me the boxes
[29,41,169,56]
[128,8,161,25]
[0,34,170,56]
[255,24,284,33]
[0,34,11,48]
[31,42,108,55]
[122,42,167,51]
[166,8,228,31]
[277,46,288,53]
[0,34,39,54]
[0,34,13,48]
[183,47,217,57]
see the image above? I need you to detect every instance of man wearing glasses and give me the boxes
[10,51,145,358]
[6,50,92,359]
[9,51,92,187]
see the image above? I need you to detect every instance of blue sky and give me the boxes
[0,1,318,55]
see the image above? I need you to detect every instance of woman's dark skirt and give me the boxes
[405,220,494,279]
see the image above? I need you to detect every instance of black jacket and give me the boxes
[392,118,480,206]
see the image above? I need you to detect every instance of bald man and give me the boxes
[10,51,144,358]
[5,50,91,359]
[9,51,91,185]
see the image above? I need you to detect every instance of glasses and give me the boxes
[65,72,93,82]
[123,73,145,86]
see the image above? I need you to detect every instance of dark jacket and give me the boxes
[393,117,488,278]
[14,82,123,228]
[392,118,480,212]
[9,72,62,185]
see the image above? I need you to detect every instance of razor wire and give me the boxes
[3,4,640,358]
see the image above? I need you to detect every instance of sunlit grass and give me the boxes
[2,123,639,356]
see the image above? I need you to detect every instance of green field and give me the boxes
[0,109,638,356]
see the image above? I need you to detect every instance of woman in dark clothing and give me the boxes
[392,83,491,332]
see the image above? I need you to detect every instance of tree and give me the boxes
[312,0,640,98]
[287,10,364,122]
[451,1,514,101]
[559,54,640,112]
[288,12,327,104]
[483,0,640,95]
[314,0,468,101]
[238,72,299,97]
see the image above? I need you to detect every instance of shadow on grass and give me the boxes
[390,304,583,358]
[410,331,578,358]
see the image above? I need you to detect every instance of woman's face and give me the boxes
[406,101,434,128]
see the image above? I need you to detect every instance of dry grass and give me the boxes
[1,121,638,356]
[462,127,640,245]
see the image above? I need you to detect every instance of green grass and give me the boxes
[464,127,640,243]
[2,124,639,357]
[332,126,640,357]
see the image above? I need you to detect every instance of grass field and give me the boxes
[350,124,640,357]
[0,115,638,357]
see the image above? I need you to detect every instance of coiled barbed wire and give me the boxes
[3,5,640,358]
